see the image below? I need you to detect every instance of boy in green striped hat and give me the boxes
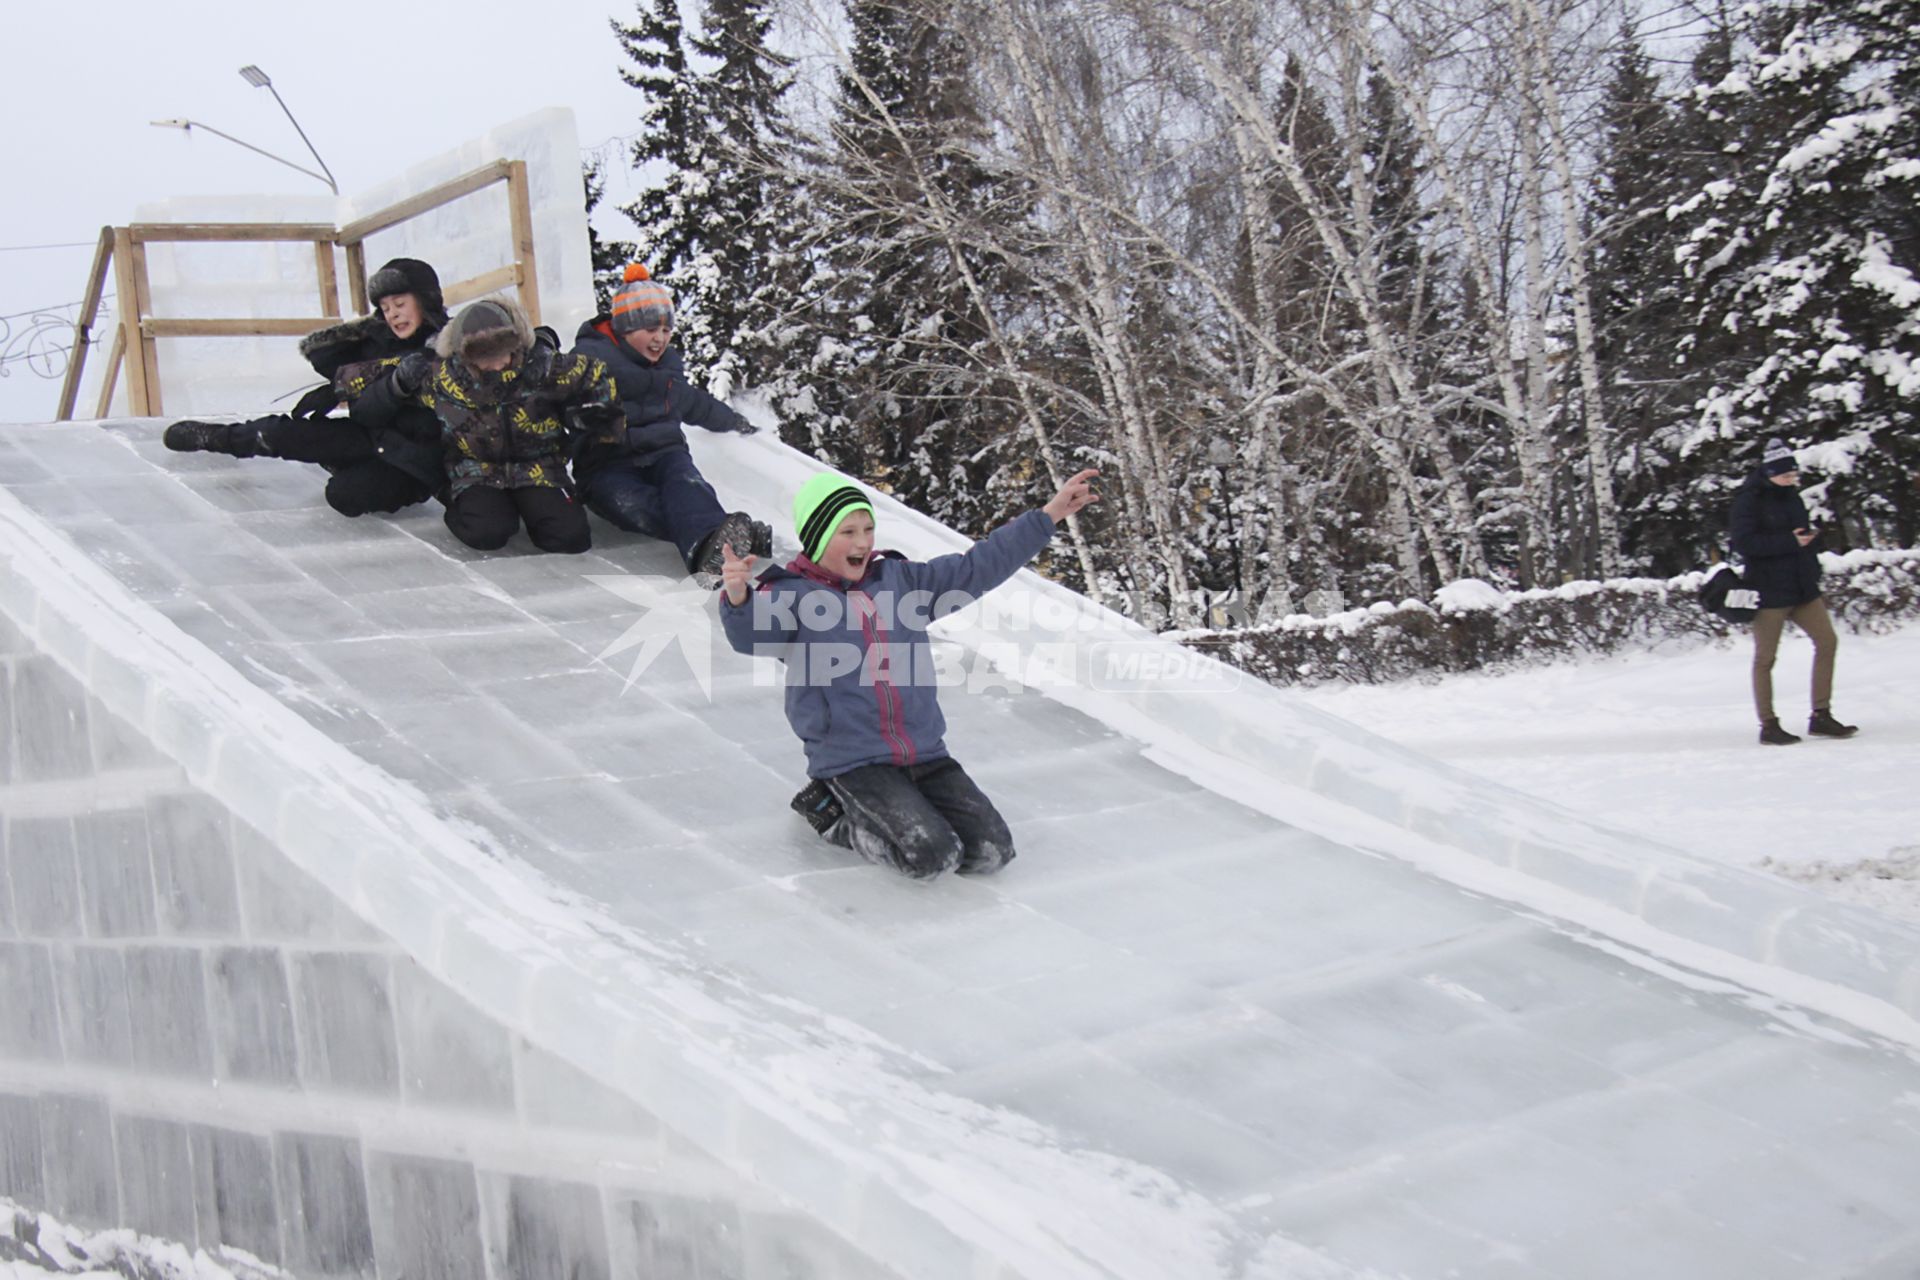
[719,468,1100,878]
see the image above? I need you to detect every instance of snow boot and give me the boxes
[790,779,846,841]
[163,420,262,458]
[1807,708,1858,739]
[1758,718,1802,746]
[691,511,763,579]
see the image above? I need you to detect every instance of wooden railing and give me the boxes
[56,159,541,420]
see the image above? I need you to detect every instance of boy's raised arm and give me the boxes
[902,469,1099,603]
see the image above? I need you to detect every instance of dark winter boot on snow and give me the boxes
[791,779,846,841]
[1758,718,1803,746]
[691,511,765,580]
[163,420,261,457]
[1807,708,1858,739]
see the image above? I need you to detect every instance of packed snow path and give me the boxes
[4,418,1919,1280]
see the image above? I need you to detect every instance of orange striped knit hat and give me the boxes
[609,263,674,335]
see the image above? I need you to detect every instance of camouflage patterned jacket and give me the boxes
[350,344,622,498]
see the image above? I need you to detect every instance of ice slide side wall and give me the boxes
[0,547,900,1274]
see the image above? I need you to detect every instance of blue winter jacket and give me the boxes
[570,316,749,476]
[720,510,1057,779]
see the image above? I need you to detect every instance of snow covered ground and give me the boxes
[1292,622,1920,921]
[0,1198,279,1279]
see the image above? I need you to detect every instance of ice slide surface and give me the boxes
[4,417,1920,1280]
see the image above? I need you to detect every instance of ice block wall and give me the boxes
[0,554,896,1278]
[80,108,594,420]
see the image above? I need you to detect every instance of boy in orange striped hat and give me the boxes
[570,264,772,578]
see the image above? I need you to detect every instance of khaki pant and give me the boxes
[1751,596,1838,723]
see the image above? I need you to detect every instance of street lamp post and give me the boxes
[237,65,338,196]
[149,119,336,191]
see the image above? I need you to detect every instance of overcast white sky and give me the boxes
[0,0,672,424]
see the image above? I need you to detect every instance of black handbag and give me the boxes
[1698,561,1760,623]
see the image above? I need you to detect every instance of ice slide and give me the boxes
[3,416,1920,1280]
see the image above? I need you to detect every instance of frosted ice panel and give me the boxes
[41,1094,118,1226]
[368,1153,485,1280]
[231,822,382,944]
[482,1175,611,1280]
[190,1126,281,1265]
[53,944,133,1065]
[292,952,399,1095]
[274,1130,375,1278]
[9,656,92,782]
[0,1094,44,1205]
[392,958,515,1111]
[124,946,213,1076]
[609,1192,746,1280]
[72,809,159,938]
[3,817,83,934]
[209,947,299,1086]
[114,1113,199,1245]
[145,793,242,936]
[0,942,61,1060]
[86,692,168,773]
[513,1038,662,1137]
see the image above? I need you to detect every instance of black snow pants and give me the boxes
[825,757,1015,880]
[249,415,436,517]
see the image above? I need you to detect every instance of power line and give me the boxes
[0,297,114,323]
[0,241,98,253]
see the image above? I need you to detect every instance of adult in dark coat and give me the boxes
[162,258,449,516]
[1729,438,1858,744]
[569,264,771,575]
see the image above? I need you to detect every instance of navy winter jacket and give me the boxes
[720,510,1057,779]
[570,317,749,476]
[1729,467,1823,608]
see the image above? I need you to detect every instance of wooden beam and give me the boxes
[315,243,341,318]
[345,242,368,315]
[505,159,541,328]
[129,223,337,244]
[56,226,116,420]
[94,327,126,419]
[110,228,153,416]
[129,239,162,415]
[141,318,339,338]
[336,161,513,244]
[442,266,522,308]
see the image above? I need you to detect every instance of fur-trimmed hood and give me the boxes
[297,310,437,381]
[434,296,536,365]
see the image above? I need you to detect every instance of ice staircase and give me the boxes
[4,416,1920,1280]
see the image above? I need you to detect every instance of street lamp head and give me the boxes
[149,119,191,130]
[238,65,272,88]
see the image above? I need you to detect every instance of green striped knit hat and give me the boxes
[793,473,876,562]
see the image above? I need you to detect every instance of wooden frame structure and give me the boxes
[56,159,540,420]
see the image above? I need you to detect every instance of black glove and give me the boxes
[391,352,434,397]
[290,383,341,419]
[728,409,759,436]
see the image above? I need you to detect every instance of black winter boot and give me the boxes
[1808,708,1858,738]
[691,511,762,578]
[1758,718,1803,746]
[163,420,261,457]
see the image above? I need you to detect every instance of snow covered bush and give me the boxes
[1178,551,1920,686]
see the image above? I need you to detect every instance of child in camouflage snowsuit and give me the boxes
[350,297,622,554]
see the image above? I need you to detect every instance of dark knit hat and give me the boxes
[367,258,446,323]
[1762,438,1799,477]
[609,263,674,335]
[793,473,876,562]
[433,297,534,366]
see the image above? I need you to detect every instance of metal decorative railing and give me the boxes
[56,159,542,420]
[0,301,93,387]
